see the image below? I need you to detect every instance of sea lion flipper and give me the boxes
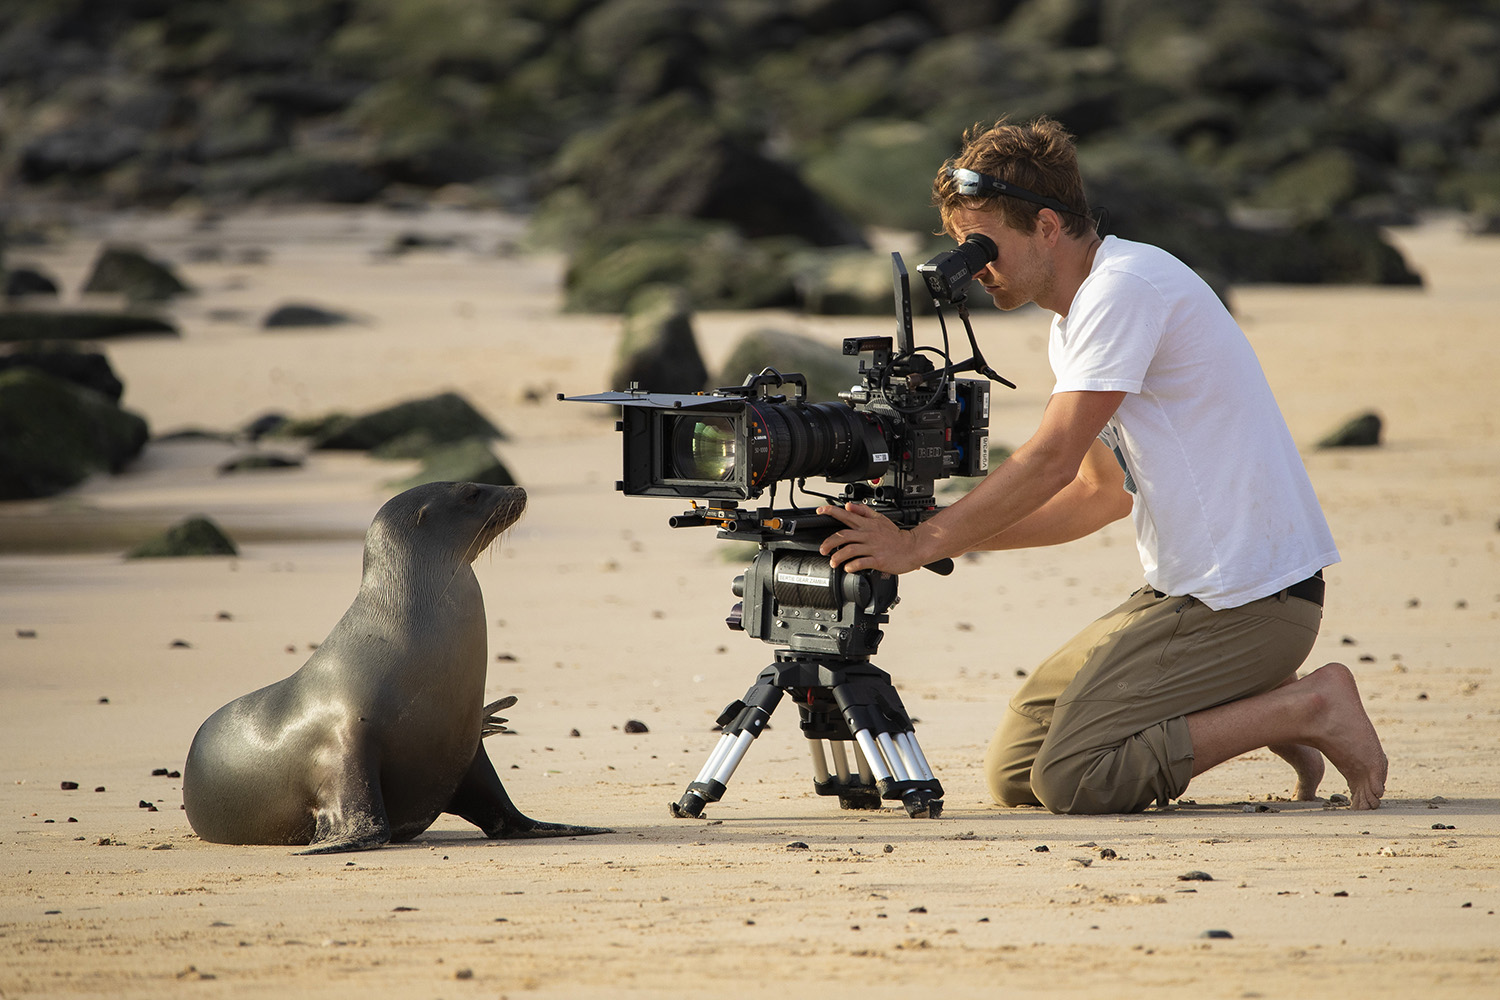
[446,746,612,839]
[480,695,518,738]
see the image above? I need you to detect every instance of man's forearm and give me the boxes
[965,470,1132,550]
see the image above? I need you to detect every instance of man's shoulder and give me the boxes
[1096,236,1190,276]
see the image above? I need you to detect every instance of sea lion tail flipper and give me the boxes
[480,695,518,738]
[447,745,612,839]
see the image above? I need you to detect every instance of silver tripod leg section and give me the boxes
[809,741,831,785]
[830,740,852,783]
[852,730,893,782]
[895,731,936,781]
[875,732,912,782]
[710,730,759,785]
[691,732,741,786]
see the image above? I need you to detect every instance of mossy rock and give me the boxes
[127,516,239,558]
[388,437,518,489]
[81,245,191,302]
[563,220,798,313]
[791,248,906,316]
[715,328,859,403]
[609,283,707,393]
[0,343,124,401]
[0,312,178,341]
[312,392,504,450]
[0,368,149,500]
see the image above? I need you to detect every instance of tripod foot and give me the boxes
[670,790,709,819]
[902,791,943,819]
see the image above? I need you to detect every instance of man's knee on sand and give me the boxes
[1028,730,1184,814]
[985,756,1041,807]
[983,708,1045,807]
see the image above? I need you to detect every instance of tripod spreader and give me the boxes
[670,652,944,820]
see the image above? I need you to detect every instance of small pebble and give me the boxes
[623,720,649,734]
[17,629,37,638]
[786,842,809,851]
[454,969,473,980]
[1178,871,1214,882]
[1200,929,1233,939]
[1033,845,1049,852]
[170,640,192,649]
[883,844,894,854]
[60,781,79,790]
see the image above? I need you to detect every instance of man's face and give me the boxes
[945,206,1053,312]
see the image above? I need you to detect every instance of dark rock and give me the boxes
[20,122,145,182]
[267,412,353,442]
[127,516,239,558]
[81,245,190,302]
[0,368,148,499]
[563,220,799,313]
[801,119,953,234]
[0,311,178,341]
[312,392,504,451]
[217,453,303,474]
[241,412,289,440]
[716,328,860,404]
[197,152,386,204]
[4,266,59,299]
[547,92,866,249]
[388,437,518,490]
[792,248,907,316]
[262,303,355,328]
[1316,411,1382,449]
[609,284,708,394]
[623,719,650,733]
[0,344,124,402]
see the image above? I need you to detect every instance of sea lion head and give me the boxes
[363,482,527,573]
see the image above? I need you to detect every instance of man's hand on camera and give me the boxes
[817,502,928,575]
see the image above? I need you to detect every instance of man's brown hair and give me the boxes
[932,117,1092,239]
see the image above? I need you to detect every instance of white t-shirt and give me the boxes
[1050,236,1339,610]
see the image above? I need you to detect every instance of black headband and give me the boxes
[948,166,1090,220]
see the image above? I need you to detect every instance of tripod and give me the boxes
[669,515,944,820]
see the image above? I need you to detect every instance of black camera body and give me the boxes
[566,254,992,527]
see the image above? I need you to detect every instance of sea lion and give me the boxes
[182,481,608,853]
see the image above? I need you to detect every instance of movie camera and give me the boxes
[563,233,1011,819]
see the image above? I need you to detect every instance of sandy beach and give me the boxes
[1,208,1496,998]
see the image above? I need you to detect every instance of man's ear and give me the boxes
[1037,207,1064,244]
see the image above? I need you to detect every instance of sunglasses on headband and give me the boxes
[948,166,1090,220]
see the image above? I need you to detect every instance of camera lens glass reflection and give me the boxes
[671,415,737,481]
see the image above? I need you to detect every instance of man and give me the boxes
[817,117,1387,814]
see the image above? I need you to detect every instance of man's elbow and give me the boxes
[1101,485,1134,523]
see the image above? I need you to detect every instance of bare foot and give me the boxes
[1303,663,1388,809]
[1270,742,1324,800]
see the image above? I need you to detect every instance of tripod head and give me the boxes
[670,500,950,659]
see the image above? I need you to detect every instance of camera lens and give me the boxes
[670,415,737,482]
[743,401,888,489]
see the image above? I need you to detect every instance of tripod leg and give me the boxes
[834,678,945,818]
[671,672,781,819]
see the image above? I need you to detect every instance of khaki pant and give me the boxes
[984,584,1322,813]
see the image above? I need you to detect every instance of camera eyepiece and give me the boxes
[917,233,998,305]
